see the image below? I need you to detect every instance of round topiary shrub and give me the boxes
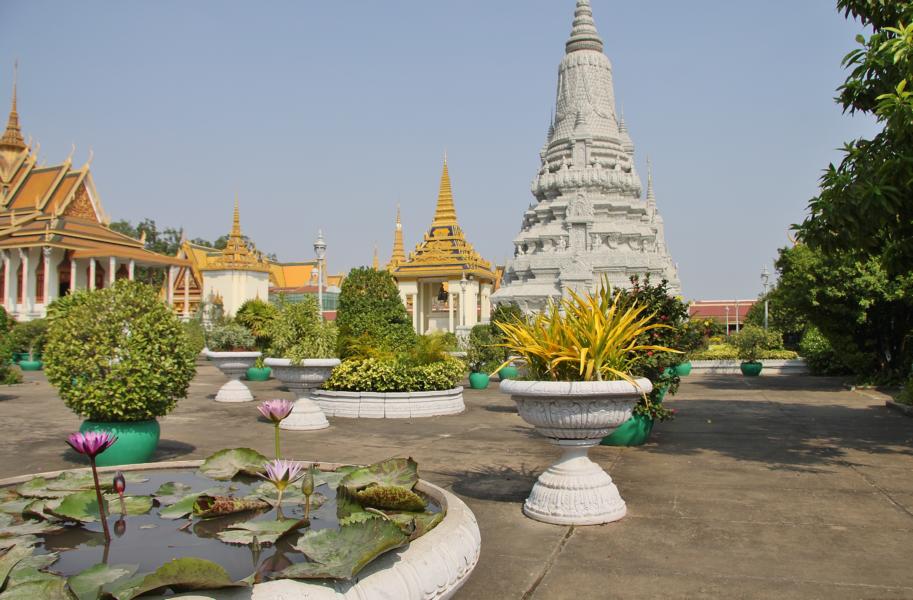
[266,296,337,362]
[336,267,416,359]
[44,280,197,422]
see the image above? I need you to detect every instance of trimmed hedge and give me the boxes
[325,357,464,393]
[691,344,799,361]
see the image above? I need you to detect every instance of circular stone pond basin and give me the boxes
[0,458,481,600]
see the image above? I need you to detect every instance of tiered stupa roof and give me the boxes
[200,201,270,272]
[391,159,494,281]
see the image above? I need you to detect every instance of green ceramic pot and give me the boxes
[674,361,692,377]
[498,366,519,381]
[468,372,490,390]
[79,419,160,467]
[18,360,43,371]
[600,413,654,446]
[11,352,28,364]
[246,367,272,381]
[655,384,669,403]
[740,361,763,376]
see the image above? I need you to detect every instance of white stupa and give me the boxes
[493,0,680,312]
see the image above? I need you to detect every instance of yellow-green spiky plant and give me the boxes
[494,281,679,387]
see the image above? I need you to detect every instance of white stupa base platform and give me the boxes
[279,396,330,431]
[215,379,255,403]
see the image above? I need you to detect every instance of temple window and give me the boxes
[35,259,45,304]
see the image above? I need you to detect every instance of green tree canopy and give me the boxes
[335,268,416,359]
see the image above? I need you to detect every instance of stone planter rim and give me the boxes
[500,377,652,397]
[205,350,262,359]
[0,459,481,599]
[264,357,341,368]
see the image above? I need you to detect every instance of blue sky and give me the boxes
[0,0,879,299]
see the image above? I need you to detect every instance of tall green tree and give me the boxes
[335,268,416,359]
[798,1,913,275]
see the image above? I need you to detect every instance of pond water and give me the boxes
[24,468,441,582]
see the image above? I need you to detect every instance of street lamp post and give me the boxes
[761,266,770,331]
[459,272,468,328]
[314,230,327,320]
[725,306,730,336]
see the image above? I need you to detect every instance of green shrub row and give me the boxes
[325,357,464,393]
[690,344,799,361]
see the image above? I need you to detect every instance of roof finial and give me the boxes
[231,195,241,238]
[566,0,604,54]
[390,203,406,268]
[431,156,458,227]
[373,243,379,270]
[0,60,26,152]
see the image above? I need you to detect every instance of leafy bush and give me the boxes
[182,318,207,356]
[0,330,21,385]
[691,343,798,361]
[799,325,851,375]
[266,296,337,362]
[325,357,464,392]
[466,323,500,373]
[8,318,48,359]
[44,281,196,422]
[207,323,256,352]
[732,326,785,362]
[410,333,453,365]
[0,306,13,334]
[336,268,416,359]
[235,299,278,351]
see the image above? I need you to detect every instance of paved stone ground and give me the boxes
[2,361,912,599]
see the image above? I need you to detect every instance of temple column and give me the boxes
[108,257,116,286]
[42,248,52,306]
[167,266,176,306]
[128,260,135,281]
[88,259,96,291]
[18,249,29,313]
[459,288,465,327]
[183,268,190,318]
[1,251,9,311]
[480,283,492,323]
[416,284,424,334]
[448,292,454,333]
[70,258,78,291]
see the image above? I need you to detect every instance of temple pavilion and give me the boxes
[0,75,188,321]
[388,158,495,335]
[171,203,344,319]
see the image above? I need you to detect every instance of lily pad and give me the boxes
[0,575,75,599]
[312,470,349,490]
[104,495,153,517]
[248,483,327,509]
[14,478,69,500]
[151,482,192,505]
[339,458,418,492]
[108,557,246,600]
[199,448,268,480]
[280,519,408,580]
[385,511,444,540]
[0,519,65,538]
[336,486,375,526]
[192,495,270,519]
[216,518,303,546]
[356,485,426,512]
[43,491,106,523]
[0,543,33,590]
[158,488,224,520]
[67,563,137,600]
[0,500,31,516]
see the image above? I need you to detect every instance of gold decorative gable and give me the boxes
[62,185,96,221]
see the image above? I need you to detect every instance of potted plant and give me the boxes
[734,325,771,376]
[466,323,501,389]
[247,356,272,381]
[264,297,339,430]
[491,303,524,380]
[496,283,675,525]
[205,322,261,402]
[9,318,47,371]
[43,281,196,466]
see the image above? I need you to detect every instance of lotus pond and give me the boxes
[0,450,443,599]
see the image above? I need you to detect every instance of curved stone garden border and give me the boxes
[312,387,465,419]
[690,359,808,375]
[0,459,482,600]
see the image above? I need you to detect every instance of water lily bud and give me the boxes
[113,471,126,495]
[301,467,315,497]
[114,517,126,537]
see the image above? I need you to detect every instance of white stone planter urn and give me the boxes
[205,350,262,403]
[500,378,651,526]
[264,358,340,431]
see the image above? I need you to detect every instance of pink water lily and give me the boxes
[258,399,294,424]
[258,399,294,460]
[262,459,303,508]
[66,431,118,458]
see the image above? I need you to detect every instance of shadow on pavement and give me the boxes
[442,464,539,502]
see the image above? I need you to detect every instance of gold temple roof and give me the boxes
[391,158,495,282]
[200,201,271,273]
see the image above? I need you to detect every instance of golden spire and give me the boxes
[0,61,26,152]
[231,196,242,239]
[389,203,406,268]
[372,243,379,270]
[431,155,458,227]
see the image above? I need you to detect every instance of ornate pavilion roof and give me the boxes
[390,159,494,282]
[0,78,187,268]
[199,202,271,273]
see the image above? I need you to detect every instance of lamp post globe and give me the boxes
[314,230,327,319]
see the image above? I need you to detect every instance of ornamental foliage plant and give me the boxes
[335,267,416,359]
[495,280,677,387]
[207,323,256,352]
[44,281,197,422]
[236,299,278,351]
[324,356,464,393]
[266,296,337,362]
[9,318,48,359]
[466,324,501,374]
[733,325,782,363]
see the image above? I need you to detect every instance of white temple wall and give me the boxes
[203,269,269,318]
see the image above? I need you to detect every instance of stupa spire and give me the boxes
[646,157,655,202]
[389,204,406,268]
[566,0,604,54]
[1,61,26,152]
[231,197,242,238]
[431,155,458,227]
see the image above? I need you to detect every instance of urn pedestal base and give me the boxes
[523,441,626,525]
[215,377,254,403]
[280,387,330,431]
